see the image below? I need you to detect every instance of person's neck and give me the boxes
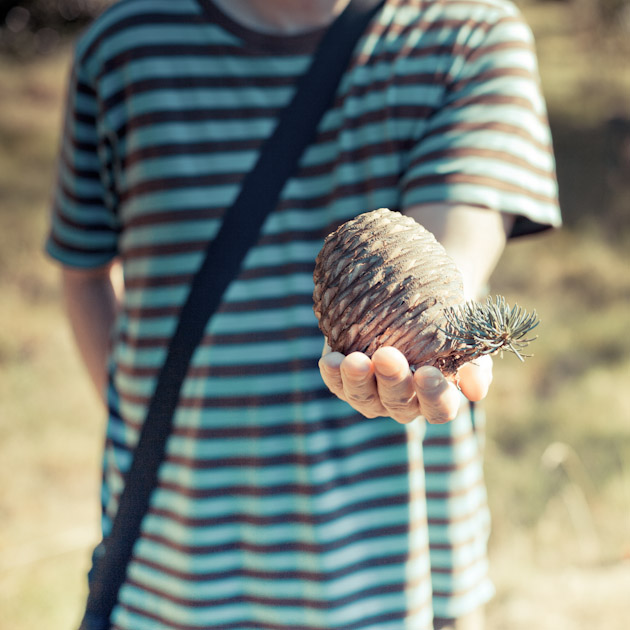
[210,0,351,35]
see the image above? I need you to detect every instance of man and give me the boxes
[48,0,560,628]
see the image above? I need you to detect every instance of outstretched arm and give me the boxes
[318,203,513,424]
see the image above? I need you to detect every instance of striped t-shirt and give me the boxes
[47,0,560,628]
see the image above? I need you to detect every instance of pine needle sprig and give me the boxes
[440,296,540,361]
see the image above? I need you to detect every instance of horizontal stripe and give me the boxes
[132,546,409,583]
[109,391,347,433]
[148,492,410,530]
[405,171,556,204]
[123,575,411,610]
[164,433,407,471]
[153,463,409,500]
[115,601,414,630]
[138,523,410,556]
[423,451,483,475]
[133,517,417,575]
[421,119,554,153]
[112,396,367,436]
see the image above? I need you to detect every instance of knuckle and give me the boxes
[424,406,457,424]
[384,399,416,419]
[389,410,419,424]
[320,374,343,397]
[328,386,347,402]
[347,391,380,407]
[385,401,410,413]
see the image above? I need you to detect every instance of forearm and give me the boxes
[61,262,121,402]
[404,203,514,300]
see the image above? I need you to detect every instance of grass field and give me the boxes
[1,2,629,628]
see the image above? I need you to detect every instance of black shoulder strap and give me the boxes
[80,1,385,627]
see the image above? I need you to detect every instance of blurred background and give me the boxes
[0,1,629,628]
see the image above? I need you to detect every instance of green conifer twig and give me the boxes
[440,296,540,361]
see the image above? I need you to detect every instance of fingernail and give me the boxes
[422,375,442,390]
[375,361,400,378]
[319,353,343,370]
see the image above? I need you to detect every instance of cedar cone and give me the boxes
[313,208,539,375]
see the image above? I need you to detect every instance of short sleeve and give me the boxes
[45,51,120,268]
[401,8,561,237]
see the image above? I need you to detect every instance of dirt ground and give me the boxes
[488,545,630,629]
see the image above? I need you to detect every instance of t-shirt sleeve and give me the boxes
[45,50,120,268]
[401,8,561,237]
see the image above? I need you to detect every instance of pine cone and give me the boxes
[313,208,539,374]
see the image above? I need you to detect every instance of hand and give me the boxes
[318,345,493,424]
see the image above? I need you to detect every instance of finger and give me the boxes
[372,346,420,424]
[318,351,346,401]
[340,352,388,418]
[458,355,493,402]
[414,365,461,424]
